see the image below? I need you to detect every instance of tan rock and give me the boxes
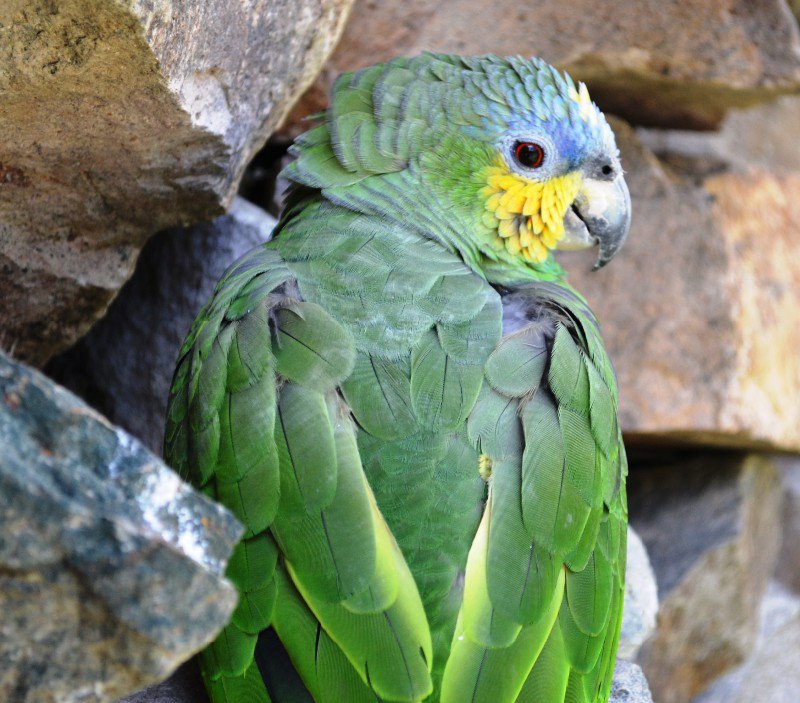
[0,0,352,366]
[281,0,800,136]
[563,119,800,451]
[632,454,783,703]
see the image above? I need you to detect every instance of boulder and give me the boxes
[281,0,800,136]
[564,120,800,451]
[619,528,659,661]
[631,454,783,703]
[0,351,243,703]
[47,198,278,455]
[0,0,352,366]
[694,580,800,703]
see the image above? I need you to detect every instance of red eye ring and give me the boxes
[513,141,545,169]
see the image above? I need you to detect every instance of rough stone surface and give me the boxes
[774,459,800,593]
[639,95,800,177]
[610,661,655,703]
[619,528,659,661]
[562,119,800,451]
[281,0,800,137]
[47,198,277,455]
[0,351,243,703]
[631,453,783,703]
[0,0,352,366]
[694,580,800,703]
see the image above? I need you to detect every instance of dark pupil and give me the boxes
[515,142,544,168]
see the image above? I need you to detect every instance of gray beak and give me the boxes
[557,174,632,270]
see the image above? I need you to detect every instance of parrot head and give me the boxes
[287,53,631,278]
[415,55,631,274]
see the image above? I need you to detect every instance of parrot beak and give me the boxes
[558,174,631,270]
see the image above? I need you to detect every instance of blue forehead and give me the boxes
[451,62,610,168]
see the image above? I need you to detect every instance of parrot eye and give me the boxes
[513,141,545,169]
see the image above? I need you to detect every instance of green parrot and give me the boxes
[165,52,631,703]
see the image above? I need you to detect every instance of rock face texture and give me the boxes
[619,528,659,661]
[282,0,800,136]
[0,0,352,366]
[695,580,800,703]
[610,661,655,703]
[0,351,243,703]
[775,460,800,593]
[631,454,783,703]
[639,95,800,177]
[563,120,800,452]
[47,198,277,455]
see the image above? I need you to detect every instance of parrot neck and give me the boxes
[413,145,568,287]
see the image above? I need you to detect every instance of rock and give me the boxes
[0,0,352,366]
[0,351,243,703]
[639,95,800,177]
[619,528,659,661]
[631,453,783,703]
[610,661,655,703]
[281,0,800,137]
[726,615,800,703]
[774,459,800,593]
[47,198,278,455]
[562,119,800,451]
[693,582,800,703]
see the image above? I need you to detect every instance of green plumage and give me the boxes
[165,52,628,703]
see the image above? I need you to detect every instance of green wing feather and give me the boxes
[165,244,436,703]
[442,282,627,703]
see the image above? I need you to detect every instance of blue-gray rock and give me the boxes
[610,661,655,703]
[0,351,243,703]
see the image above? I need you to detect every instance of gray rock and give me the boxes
[48,198,277,454]
[633,454,783,703]
[610,661,654,703]
[619,528,659,661]
[0,351,243,703]
[0,0,352,366]
[694,580,800,703]
[774,458,800,594]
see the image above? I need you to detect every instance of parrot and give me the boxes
[164,52,631,703]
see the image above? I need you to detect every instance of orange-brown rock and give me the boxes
[565,120,800,451]
[0,0,352,366]
[282,0,800,136]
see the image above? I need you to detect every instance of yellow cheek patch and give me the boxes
[481,166,582,264]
